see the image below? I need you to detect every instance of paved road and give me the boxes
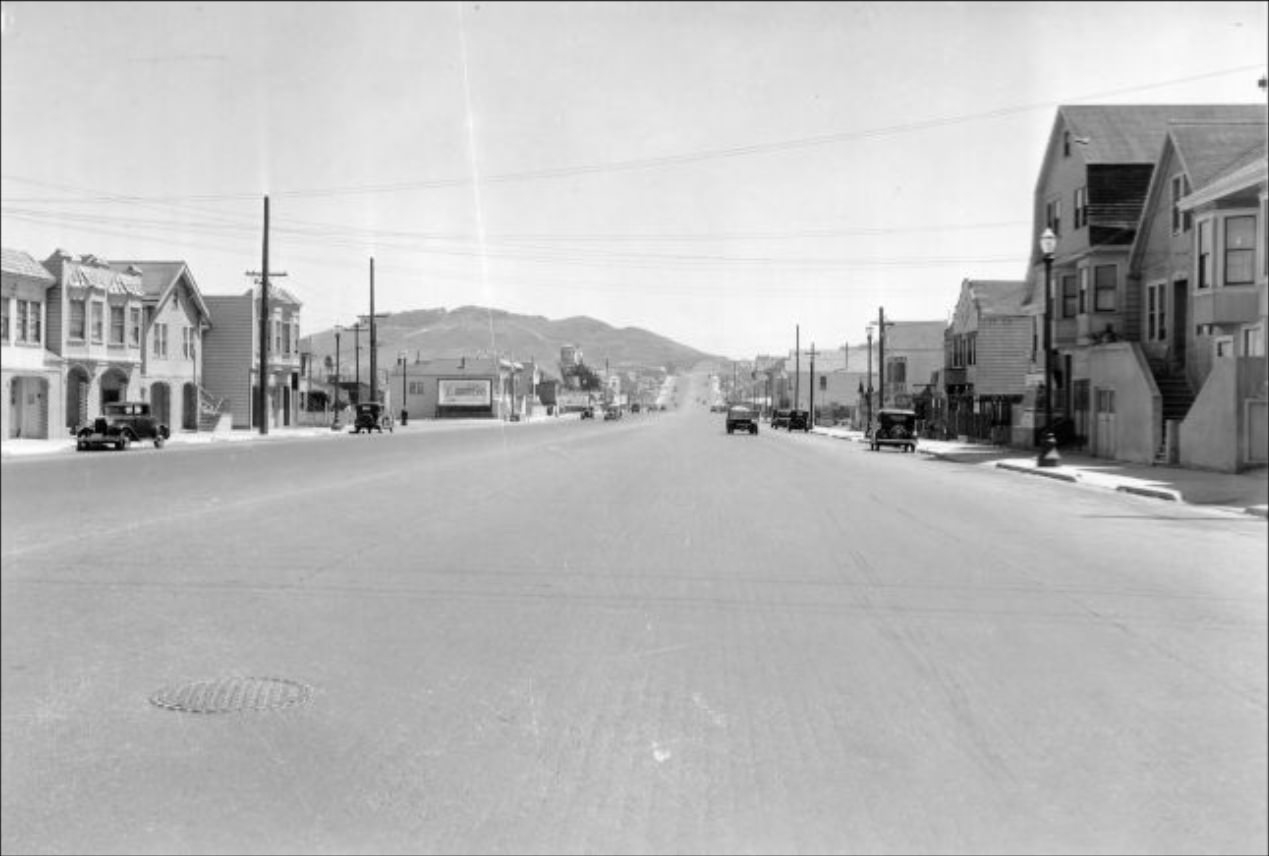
[3,374,1266,855]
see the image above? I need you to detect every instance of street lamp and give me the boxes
[1037,227,1061,467]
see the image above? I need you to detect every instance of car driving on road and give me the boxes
[725,404,759,435]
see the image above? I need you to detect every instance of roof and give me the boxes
[43,250,145,297]
[1168,121,1268,190]
[245,282,302,306]
[107,260,212,322]
[1,248,54,283]
[1058,104,1265,164]
[966,280,1029,316]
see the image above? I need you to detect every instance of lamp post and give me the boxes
[398,350,409,426]
[1037,227,1061,467]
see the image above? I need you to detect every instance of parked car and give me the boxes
[786,409,811,432]
[770,408,791,429]
[76,401,170,451]
[352,402,394,434]
[603,406,623,421]
[580,407,595,420]
[870,408,918,452]
[725,404,759,435]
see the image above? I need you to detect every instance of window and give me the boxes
[1079,267,1089,314]
[15,300,29,343]
[273,319,282,355]
[1197,219,1212,288]
[1243,325,1264,357]
[1046,199,1062,237]
[818,375,827,391]
[129,308,142,347]
[1094,265,1116,312]
[153,323,168,358]
[1214,337,1234,358]
[19,299,42,344]
[0,299,8,342]
[110,305,125,345]
[1061,275,1077,318]
[1170,175,1192,234]
[182,327,193,359]
[1224,215,1255,285]
[90,301,104,343]
[1146,283,1166,342]
[283,320,292,356]
[68,299,85,340]
[967,332,976,366]
[1096,388,1115,414]
[1074,187,1087,230]
[1063,131,1071,157]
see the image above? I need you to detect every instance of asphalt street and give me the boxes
[2,374,1266,855]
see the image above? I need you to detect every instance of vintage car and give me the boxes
[603,406,623,421]
[785,409,811,432]
[725,404,759,435]
[770,408,791,429]
[352,402,394,434]
[76,401,170,451]
[870,408,918,452]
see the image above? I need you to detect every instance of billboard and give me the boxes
[438,378,492,407]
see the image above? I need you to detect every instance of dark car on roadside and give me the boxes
[725,404,759,435]
[870,408,918,452]
[352,401,393,434]
[786,409,811,432]
[770,408,791,429]
[76,401,170,451]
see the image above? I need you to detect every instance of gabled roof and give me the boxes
[107,260,212,323]
[965,280,1029,317]
[1,248,54,283]
[1169,121,1267,190]
[1130,122,1267,274]
[1057,104,1265,165]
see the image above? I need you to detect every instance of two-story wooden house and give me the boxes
[942,279,1030,444]
[1176,142,1267,471]
[202,284,303,430]
[107,261,214,433]
[1,249,62,440]
[1024,104,1264,461]
[1125,121,1266,470]
[42,250,148,432]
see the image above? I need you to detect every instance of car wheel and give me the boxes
[750,426,758,435]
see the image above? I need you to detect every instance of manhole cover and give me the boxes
[150,677,312,714]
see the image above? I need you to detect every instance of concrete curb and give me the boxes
[994,461,1079,483]
[1115,484,1181,502]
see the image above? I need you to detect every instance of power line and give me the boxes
[3,64,1258,204]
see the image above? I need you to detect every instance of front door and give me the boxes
[1094,386,1116,458]
[1171,279,1188,369]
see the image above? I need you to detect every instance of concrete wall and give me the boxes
[1180,358,1239,472]
[1089,342,1159,464]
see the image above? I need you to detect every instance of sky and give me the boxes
[2,1,1266,361]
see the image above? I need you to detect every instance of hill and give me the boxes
[301,306,720,380]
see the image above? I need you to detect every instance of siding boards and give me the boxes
[975,317,1032,396]
[202,296,254,428]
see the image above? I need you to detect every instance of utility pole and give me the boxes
[809,343,816,425]
[369,258,377,405]
[332,325,344,429]
[244,195,286,436]
[794,324,801,412]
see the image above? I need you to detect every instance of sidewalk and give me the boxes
[811,426,1269,519]
[0,413,575,460]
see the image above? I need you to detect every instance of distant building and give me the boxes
[1,248,61,439]
[202,284,303,430]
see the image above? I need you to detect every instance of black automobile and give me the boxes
[76,402,170,451]
[725,404,759,435]
[352,402,394,434]
[770,408,791,429]
[870,408,918,452]
[786,409,811,432]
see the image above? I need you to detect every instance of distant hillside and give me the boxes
[301,306,720,380]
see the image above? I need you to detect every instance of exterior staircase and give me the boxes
[197,386,228,432]
[1149,358,1194,464]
